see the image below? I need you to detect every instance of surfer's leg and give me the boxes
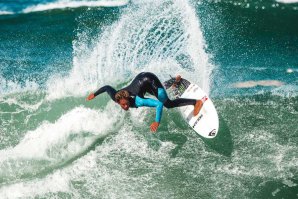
[157,87,197,108]
[164,95,206,116]
[136,74,203,115]
[193,100,203,116]
[163,98,196,108]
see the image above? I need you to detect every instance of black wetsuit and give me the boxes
[94,72,196,108]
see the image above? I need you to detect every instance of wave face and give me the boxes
[0,0,297,198]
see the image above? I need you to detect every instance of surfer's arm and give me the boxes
[135,96,163,123]
[87,85,117,101]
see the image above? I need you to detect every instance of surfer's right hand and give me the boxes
[175,75,181,82]
[150,122,159,132]
[86,93,95,101]
[172,75,182,88]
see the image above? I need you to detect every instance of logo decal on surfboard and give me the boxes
[208,129,216,136]
[192,114,203,128]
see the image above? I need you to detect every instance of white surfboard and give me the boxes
[167,79,219,138]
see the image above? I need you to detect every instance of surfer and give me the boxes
[86,72,204,132]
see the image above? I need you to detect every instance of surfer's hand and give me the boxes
[175,75,181,82]
[86,93,95,101]
[150,122,159,132]
[172,75,182,88]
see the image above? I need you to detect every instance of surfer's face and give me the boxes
[118,98,130,111]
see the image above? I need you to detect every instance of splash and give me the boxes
[0,75,39,96]
[47,0,213,100]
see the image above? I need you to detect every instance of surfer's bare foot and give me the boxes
[193,100,203,116]
[193,96,208,116]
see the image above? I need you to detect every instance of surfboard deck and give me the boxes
[166,78,219,138]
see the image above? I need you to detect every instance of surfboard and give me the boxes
[165,78,219,138]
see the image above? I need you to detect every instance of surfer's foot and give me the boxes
[193,100,203,116]
[193,96,208,116]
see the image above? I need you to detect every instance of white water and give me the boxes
[22,0,129,13]
[0,103,123,185]
[47,0,212,100]
[233,80,285,88]
[0,75,39,96]
[0,10,14,15]
[276,0,298,3]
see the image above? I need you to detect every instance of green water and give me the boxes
[0,0,297,198]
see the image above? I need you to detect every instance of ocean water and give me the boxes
[0,0,297,198]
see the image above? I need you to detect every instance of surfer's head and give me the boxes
[115,90,130,111]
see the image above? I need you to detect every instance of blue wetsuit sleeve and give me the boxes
[94,85,117,102]
[135,96,163,123]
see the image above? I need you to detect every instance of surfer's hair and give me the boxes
[115,90,130,102]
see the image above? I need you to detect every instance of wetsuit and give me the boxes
[94,72,196,122]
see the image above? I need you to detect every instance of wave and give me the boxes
[0,10,14,15]
[1,95,297,198]
[0,0,213,194]
[276,0,298,3]
[46,0,213,100]
[22,0,129,13]
[1,0,213,176]
[1,0,297,198]
[0,105,122,185]
[0,169,71,198]
[233,80,285,88]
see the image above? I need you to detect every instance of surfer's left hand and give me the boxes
[86,93,95,101]
[150,122,159,132]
